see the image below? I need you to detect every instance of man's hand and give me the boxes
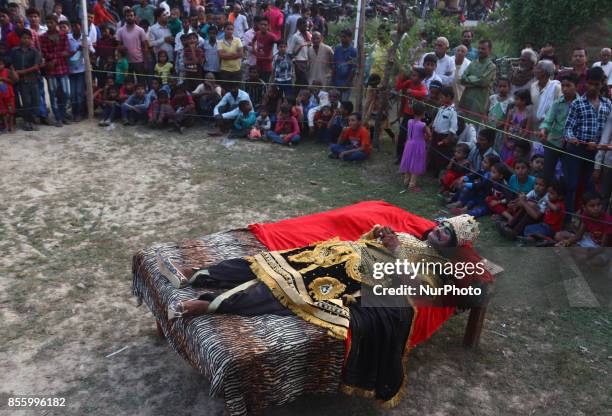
[587,141,598,151]
[379,227,400,252]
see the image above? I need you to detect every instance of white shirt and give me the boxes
[593,61,612,86]
[88,23,97,45]
[530,79,562,121]
[432,104,458,135]
[419,52,455,85]
[233,14,249,41]
[174,28,205,52]
[148,23,174,61]
[288,31,310,61]
[423,72,442,93]
[452,56,471,104]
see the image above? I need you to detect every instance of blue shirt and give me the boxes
[67,33,94,74]
[509,174,535,194]
[564,94,611,142]
[333,43,357,86]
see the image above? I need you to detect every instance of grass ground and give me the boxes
[0,121,610,416]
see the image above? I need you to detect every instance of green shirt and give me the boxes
[459,57,496,121]
[115,58,129,85]
[539,95,572,148]
[169,18,182,36]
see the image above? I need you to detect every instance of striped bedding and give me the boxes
[132,229,345,415]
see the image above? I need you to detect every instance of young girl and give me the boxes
[154,50,174,85]
[399,102,431,192]
[488,77,513,152]
[0,57,16,132]
[115,46,129,87]
[502,89,532,163]
[440,143,471,195]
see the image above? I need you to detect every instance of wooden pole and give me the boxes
[355,0,367,112]
[81,0,94,119]
[371,4,412,150]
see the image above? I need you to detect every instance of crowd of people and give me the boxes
[1,1,611,248]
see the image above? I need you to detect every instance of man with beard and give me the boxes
[115,8,149,85]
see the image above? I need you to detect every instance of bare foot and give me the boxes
[181,300,210,317]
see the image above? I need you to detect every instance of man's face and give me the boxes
[455,47,466,62]
[586,79,602,96]
[477,134,489,150]
[28,14,40,26]
[572,49,587,67]
[259,20,268,33]
[46,19,57,31]
[341,34,351,45]
[561,79,576,98]
[533,64,543,79]
[601,49,611,64]
[0,13,9,25]
[182,19,190,31]
[230,87,239,97]
[434,40,447,56]
[427,223,455,248]
[88,14,94,25]
[463,31,472,46]
[125,11,135,24]
[208,29,217,40]
[159,13,168,25]
[312,33,321,47]
[478,42,490,59]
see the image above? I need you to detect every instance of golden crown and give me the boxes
[443,214,480,246]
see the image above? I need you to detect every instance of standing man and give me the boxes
[452,44,470,106]
[288,17,310,87]
[284,2,301,41]
[557,47,589,95]
[115,8,149,85]
[263,0,284,41]
[217,22,243,89]
[453,29,478,61]
[148,8,174,62]
[459,39,496,125]
[67,19,94,122]
[202,25,220,79]
[133,0,155,26]
[306,31,333,86]
[418,37,454,86]
[231,3,249,41]
[11,29,41,131]
[39,14,70,127]
[564,67,611,214]
[253,17,277,82]
[332,28,357,102]
[26,7,49,125]
[593,47,611,94]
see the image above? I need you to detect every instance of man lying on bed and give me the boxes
[157,214,487,406]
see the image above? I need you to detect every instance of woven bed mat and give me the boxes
[132,229,345,416]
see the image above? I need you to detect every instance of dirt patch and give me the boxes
[1,121,610,415]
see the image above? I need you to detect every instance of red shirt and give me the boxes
[39,31,70,76]
[581,212,612,246]
[264,7,284,40]
[254,31,277,73]
[6,31,21,50]
[339,126,372,155]
[543,200,565,232]
[93,2,116,27]
[395,77,427,116]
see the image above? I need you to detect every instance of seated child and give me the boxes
[0,57,16,133]
[508,158,536,195]
[118,79,135,102]
[94,77,115,109]
[328,100,353,144]
[329,112,371,162]
[314,105,333,143]
[98,85,121,126]
[452,161,511,218]
[148,90,173,128]
[530,153,544,176]
[229,100,256,138]
[121,83,148,125]
[192,72,222,116]
[249,106,271,139]
[169,85,196,133]
[498,174,548,239]
[556,191,612,248]
[505,139,531,170]
[266,105,300,146]
[440,143,471,195]
[244,66,267,109]
[521,180,566,243]
[447,153,501,209]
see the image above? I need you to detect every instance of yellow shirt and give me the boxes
[217,37,243,72]
[154,62,173,85]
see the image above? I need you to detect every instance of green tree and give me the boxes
[507,0,608,51]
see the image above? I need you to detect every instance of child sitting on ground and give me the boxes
[520,180,566,244]
[230,100,257,138]
[249,106,271,139]
[314,105,333,143]
[505,139,532,170]
[530,153,544,176]
[267,105,300,146]
[453,161,511,217]
[498,174,548,239]
[98,85,121,126]
[148,90,173,129]
[556,192,612,247]
[399,102,430,192]
[328,101,353,144]
[440,143,471,195]
[169,85,196,133]
[121,83,148,125]
[0,57,16,133]
[448,154,501,212]
[508,158,535,195]
[329,112,371,161]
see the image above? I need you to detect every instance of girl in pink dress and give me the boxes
[399,102,431,192]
